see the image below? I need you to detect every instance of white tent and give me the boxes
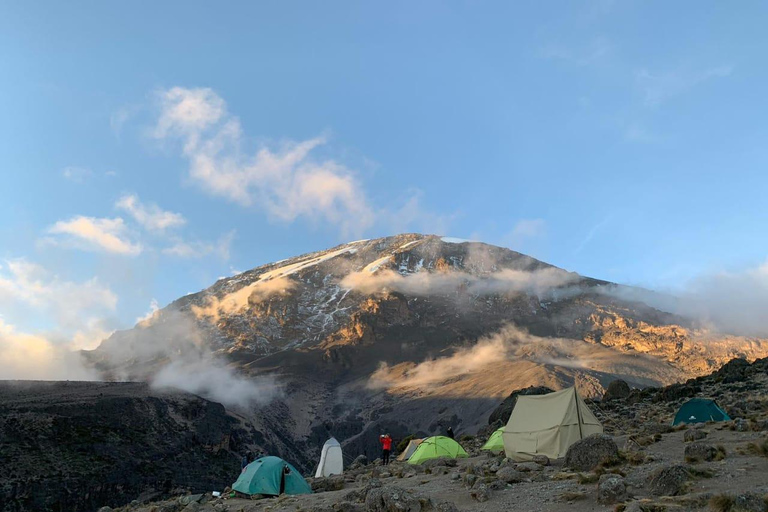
[396,438,423,461]
[502,387,602,461]
[315,437,344,477]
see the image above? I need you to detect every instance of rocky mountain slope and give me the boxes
[85,234,768,470]
[99,357,768,512]
[0,382,263,512]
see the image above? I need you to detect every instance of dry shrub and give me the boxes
[558,491,586,502]
[577,472,599,484]
[709,493,734,512]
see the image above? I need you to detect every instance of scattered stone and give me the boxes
[733,492,768,512]
[349,455,369,470]
[648,465,690,496]
[532,455,550,466]
[683,429,708,442]
[603,380,631,401]
[179,495,204,506]
[684,443,718,463]
[463,474,477,488]
[97,508,114,512]
[736,419,750,432]
[434,502,459,512]
[470,483,491,502]
[564,434,619,471]
[597,474,628,505]
[311,475,346,493]
[450,472,460,481]
[515,462,540,472]
[365,486,423,512]
[496,467,524,484]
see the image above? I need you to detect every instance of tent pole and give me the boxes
[574,387,584,440]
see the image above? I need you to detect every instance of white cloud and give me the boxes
[0,259,118,330]
[116,194,186,232]
[135,299,160,326]
[152,87,375,236]
[636,66,733,107]
[62,166,93,183]
[162,230,235,260]
[0,319,98,380]
[47,216,142,255]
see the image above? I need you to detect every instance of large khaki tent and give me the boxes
[502,387,602,461]
[396,438,423,461]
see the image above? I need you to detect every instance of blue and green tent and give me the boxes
[672,398,731,426]
[232,456,312,496]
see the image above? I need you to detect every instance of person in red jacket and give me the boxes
[379,434,392,465]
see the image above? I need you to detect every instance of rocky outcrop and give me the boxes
[603,379,631,401]
[0,382,262,512]
[564,434,619,471]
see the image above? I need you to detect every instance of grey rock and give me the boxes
[463,474,477,488]
[365,486,423,512]
[683,429,708,442]
[734,493,768,512]
[564,434,619,471]
[515,462,540,472]
[648,465,690,496]
[597,475,627,505]
[736,418,750,432]
[311,475,346,493]
[684,442,718,463]
[495,467,524,484]
[603,380,631,401]
[97,508,114,512]
[532,455,550,466]
[434,503,459,512]
[334,502,365,512]
[470,483,491,503]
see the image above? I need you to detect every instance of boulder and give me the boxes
[495,467,524,484]
[648,465,690,496]
[364,487,423,512]
[334,502,365,512]
[684,443,718,463]
[597,475,628,505]
[683,429,708,442]
[564,434,619,471]
[532,455,550,466]
[715,358,750,383]
[603,380,631,401]
[349,455,369,470]
[733,493,768,512]
[469,483,491,503]
[345,478,382,503]
[311,475,346,493]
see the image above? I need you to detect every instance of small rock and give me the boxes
[532,455,550,466]
[733,492,768,512]
[496,467,524,484]
[683,429,708,442]
[349,454,369,470]
[603,380,631,401]
[435,503,459,512]
[597,475,628,505]
[564,434,619,471]
[735,419,750,432]
[648,465,690,496]
[311,475,346,492]
[470,483,491,502]
[97,508,113,512]
[515,462,540,472]
[450,472,460,481]
[463,474,477,488]
[684,442,718,463]
[365,486,422,512]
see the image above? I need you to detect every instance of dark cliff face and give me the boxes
[0,381,264,512]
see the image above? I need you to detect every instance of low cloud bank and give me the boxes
[95,310,280,408]
[191,276,296,322]
[340,267,579,298]
[598,259,768,337]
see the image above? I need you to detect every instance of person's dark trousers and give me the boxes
[382,449,390,465]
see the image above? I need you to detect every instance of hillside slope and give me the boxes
[86,234,768,468]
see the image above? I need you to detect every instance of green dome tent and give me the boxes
[673,398,731,426]
[407,436,468,465]
[232,456,312,496]
[480,428,505,453]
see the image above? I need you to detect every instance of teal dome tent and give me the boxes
[232,456,312,496]
[672,398,731,426]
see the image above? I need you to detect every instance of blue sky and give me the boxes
[1,1,768,353]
